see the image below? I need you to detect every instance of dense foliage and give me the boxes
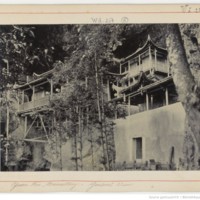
[1,24,200,170]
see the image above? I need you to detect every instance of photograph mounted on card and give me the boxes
[0,4,200,192]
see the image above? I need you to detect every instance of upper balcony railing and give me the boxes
[18,95,50,113]
[120,49,169,78]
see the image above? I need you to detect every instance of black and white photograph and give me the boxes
[0,23,200,172]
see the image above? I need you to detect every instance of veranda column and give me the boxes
[146,93,149,110]
[149,45,152,72]
[165,88,169,105]
[154,49,157,72]
[120,63,122,74]
[167,58,170,77]
[128,96,131,116]
[32,86,35,108]
[123,93,126,102]
[128,61,131,86]
[150,95,153,109]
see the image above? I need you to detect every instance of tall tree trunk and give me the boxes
[166,24,200,168]
[85,77,94,170]
[72,108,78,171]
[77,107,83,170]
[101,76,110,170]
[5,90,9,166]
[59,135,63,171]
[58,116,63,171]
[95,52,102,122]
[94,52,107,170]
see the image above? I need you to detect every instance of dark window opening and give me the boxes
[134,137,142,160]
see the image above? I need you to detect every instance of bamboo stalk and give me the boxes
[87,107,94,170]
[101,76,110,171]
[95,52,102,122]
[5,90,10,166]
[78,107,83,170]
[94,52,107,170]
[85,76,94,170]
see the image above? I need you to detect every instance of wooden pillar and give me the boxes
[146,93,149,110]
[107,79,111,101]
[116,81,119,97]
[128,96,131,116]
[165,88,169,105]
[123,93,126,102]
[32,86,35,109]
[154,49,157,71]
[50,79,53,97]
[150,95,153,109]
[128,61,131,86]
[167,58,170,77]
[139,54,141,71]
[22,90,24,104]
[32,86,35,101]
[149,45,152,70]
[120,63,122,74]
[24,116,27,137]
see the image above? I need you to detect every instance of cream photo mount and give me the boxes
[0,4,200,192]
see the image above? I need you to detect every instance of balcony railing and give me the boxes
[155,62,169,74]
[18,96,50,113]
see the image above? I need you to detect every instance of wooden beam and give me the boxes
[25,116,37,138]
[29,136,46,140]
[39,115,49,140]
[139,54,141,71]
[24,139,47,143]
[33,80,49,88]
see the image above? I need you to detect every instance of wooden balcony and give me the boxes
[18,96,50,113]
[121,62,169,80]
[155,62,169,74]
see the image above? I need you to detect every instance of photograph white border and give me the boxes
[0,4,200,193]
